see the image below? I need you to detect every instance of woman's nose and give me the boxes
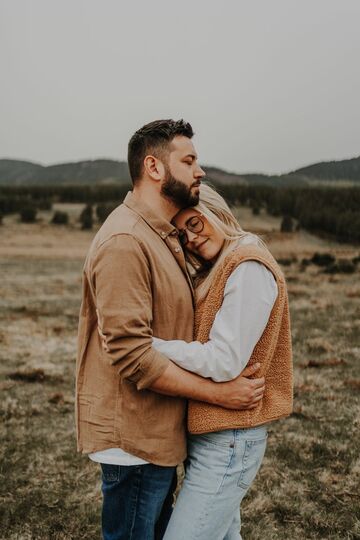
[186,229,199,242]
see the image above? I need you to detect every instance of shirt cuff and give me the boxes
[128,348,170,390]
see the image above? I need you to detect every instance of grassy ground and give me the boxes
[0,206,359,539]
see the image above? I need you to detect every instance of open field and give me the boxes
[0,205,359,539]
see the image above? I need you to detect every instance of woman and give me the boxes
[152,184,293,540]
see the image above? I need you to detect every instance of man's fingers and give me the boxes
[241,363,260,377]
[241,390,264,409]
[253,386,265,398]
[252,389,264,399]
[243,395,262,407]
[251,377,265,389]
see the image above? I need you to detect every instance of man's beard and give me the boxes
[161,167,200,209]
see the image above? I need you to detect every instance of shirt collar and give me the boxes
[123,191,178,239]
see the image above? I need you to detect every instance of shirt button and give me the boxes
[160,232,166,238]
[174,247,181,253]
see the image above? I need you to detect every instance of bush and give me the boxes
[51,211,69,225]
[20,206,37,223]
[324,260,356,274]
[338,259,356,273]
[96,203,118,223]
[278,257,297,267]
[280,215,294,233]
[80,204,93,230]
[310,252,336,267]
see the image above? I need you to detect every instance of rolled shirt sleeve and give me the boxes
[152,261,278,382]
[93,234,170,390]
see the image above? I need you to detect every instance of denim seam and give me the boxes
[129,466,141,539]
[237,436,267,489]
[238,440,251,489]
[217,440,236,495]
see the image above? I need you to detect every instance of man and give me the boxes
[76,119,265,540]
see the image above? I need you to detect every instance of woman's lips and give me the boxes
[195,239,209,250]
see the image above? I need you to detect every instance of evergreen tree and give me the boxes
[80,204,93,230]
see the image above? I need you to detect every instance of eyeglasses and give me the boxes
[177,215,205,246]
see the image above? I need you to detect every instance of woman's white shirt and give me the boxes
[152,260,278,382]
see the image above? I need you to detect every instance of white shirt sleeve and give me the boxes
[152,261,278,382]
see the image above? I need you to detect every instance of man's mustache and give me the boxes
[192,180,204,188]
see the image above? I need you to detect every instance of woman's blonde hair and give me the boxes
[182,183,266,302]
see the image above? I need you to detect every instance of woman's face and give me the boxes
[174,209,225,262]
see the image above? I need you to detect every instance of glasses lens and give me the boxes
[188,216,204,233]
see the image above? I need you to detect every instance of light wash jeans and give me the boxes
[163,425,268,540]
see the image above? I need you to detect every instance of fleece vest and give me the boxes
[188,245,293,434]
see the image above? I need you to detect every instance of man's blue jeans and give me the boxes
[101,462,176,540]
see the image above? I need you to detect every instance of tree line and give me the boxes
[0,184,359,243]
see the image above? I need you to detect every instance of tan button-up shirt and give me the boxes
[76,192,194,466]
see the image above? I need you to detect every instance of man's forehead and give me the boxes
[169,136,197,158]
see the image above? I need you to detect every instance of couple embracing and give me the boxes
[75,119,293,540]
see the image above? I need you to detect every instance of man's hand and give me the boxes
[213,363,265,410]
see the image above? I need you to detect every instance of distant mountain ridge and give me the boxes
[289,156,360,181]
[0,159,131,186]
[0,155,359,187]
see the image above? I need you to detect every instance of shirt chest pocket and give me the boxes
[151,260,194,331]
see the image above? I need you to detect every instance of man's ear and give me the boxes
[144,155,165,181]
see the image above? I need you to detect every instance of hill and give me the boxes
[290,155,360,181]
[0,155,359,187]
[0,159,131,186]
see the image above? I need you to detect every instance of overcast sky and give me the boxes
[1,0,359,174]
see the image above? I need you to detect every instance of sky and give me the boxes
[1,0,360,174]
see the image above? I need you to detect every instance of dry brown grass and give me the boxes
[0,205,359,539]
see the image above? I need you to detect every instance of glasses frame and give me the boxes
[177,214,205,246]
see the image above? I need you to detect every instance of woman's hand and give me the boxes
[213,363,265,410]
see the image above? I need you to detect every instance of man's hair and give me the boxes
[127,119,194,184]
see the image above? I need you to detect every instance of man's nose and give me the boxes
[195,165,206,179]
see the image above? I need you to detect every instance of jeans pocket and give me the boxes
[237,435,267,490]
[101,463,121,482]
[187,435,235,495]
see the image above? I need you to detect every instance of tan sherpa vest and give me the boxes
[188,244,293,434]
